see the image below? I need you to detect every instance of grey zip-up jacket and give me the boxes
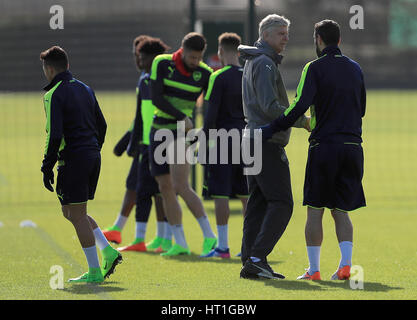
[239,40,307,146]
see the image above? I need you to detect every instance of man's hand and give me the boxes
[126,141,138,157]
[43,170,54,192]
[113,132,131,156]
[259,124,275,141]
[304,117,312,132]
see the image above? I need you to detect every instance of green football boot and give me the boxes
[68,267,104,284]
[160,238,173,252]
[160,243,191,256]
[146,236,164,251]
[200,237,217,257]
[101,245,123,279]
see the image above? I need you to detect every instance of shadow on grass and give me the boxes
[318,280,403,292]
[242,278,326,291]
[257,279,404,292]
[160,253,282,265]
[63,282,126,296]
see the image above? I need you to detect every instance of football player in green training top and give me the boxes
[148,32,217,256]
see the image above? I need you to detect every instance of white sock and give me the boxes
[113,214,128,230]
[135,222,147,240]
[82,245,100,269]
[339,241,353,268]
[93,227,110,250]
[171,224,188,248]
[197,216,216,239]
[307,246,321,273]
[217,224,228,250]
[163,222,172,240]
[156,221,166,238]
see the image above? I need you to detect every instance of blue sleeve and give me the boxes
[94,94,107,149]
[270,62,317,132]
[203,74,222,135]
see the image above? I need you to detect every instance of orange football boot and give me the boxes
[297,270,322,280]
[102,227,122,244]
[331,265,351,280]
[117,241,147,252]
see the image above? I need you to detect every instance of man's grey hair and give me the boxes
[259,14,290,40]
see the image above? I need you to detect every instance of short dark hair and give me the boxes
[218,32,241,52]
[40,46,68,71]
[314,20,340,46]
[133,35,152,48]
[137,38,170,55]
[181,32,206,51]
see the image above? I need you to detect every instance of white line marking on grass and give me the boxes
[20,220,37,228]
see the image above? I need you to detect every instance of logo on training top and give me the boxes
[168,66,175,78]
[193,71,202,82]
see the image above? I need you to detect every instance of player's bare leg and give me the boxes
[171,161,217,256]
[305,207,325,246]
[155,173,183,225]
[331,209,353,242]
[154,194,166,222]
[119,189,137,218]
[63,203,103,283]
[214,198,229,225]
[155,173,190,255]
[199,198,230,258]
[297,207,324,280]
[170,161,205,219]
[103,189,136,244]
[63,203,95,248]
[146,194,173,252]
[330,209,353,280]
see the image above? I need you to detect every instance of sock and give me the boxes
[250,256,261,263]
[135,222,147,240]
[171,224,188,248]
[217,224,228,250]
[197,215,216,239]
[163,222,172,240]
[339,241,353,268]
[82,245,100,269]
[113,214,128,231]
[307,246,321,273]
[156,221,166,238]
[93,227,110,250]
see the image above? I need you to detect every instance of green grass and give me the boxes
[1,90,417,300]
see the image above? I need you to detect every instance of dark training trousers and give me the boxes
[241,141,294,265]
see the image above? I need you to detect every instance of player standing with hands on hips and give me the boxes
[260,20,366,280]
[40,46,122,283]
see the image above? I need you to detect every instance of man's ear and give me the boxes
[317,34,324,46]
[337,37,341,46]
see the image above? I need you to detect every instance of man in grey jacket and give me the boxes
[239,14,310,279]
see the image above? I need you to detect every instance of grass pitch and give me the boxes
[1,90,417,300]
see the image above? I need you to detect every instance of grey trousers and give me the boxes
[241,141,294,264]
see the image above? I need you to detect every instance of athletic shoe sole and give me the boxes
[103,253,123,279]
[240,262,285,280]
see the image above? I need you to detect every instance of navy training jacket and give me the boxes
[41,70,107,173]
[269,45,366,144]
